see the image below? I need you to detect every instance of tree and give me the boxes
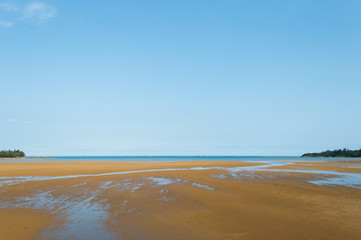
[301,148,361,158]
[0,149,26,158]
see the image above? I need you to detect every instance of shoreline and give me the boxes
[0,156,50,160]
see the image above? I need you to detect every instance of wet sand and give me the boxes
[0,160,360,240]
[0,208,53,240]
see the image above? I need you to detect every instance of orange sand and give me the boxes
[0,208,53,240]
[0,161,360,240]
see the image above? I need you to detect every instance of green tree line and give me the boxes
[301,148,361,158]
[0,149,26,158]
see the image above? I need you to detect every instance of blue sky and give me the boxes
[1,0,361,156]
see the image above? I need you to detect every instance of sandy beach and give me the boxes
[4,0,361,238]
[0,160,360,240]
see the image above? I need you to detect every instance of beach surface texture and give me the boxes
[0,159,360,240]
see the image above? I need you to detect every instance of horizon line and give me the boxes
[27,155,300,158]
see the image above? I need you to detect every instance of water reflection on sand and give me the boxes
[0,160,360,239]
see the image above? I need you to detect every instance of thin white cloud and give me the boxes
[6,118,32,124]
[23,2,56,20]
[0,20,14,27]
[0,2,56,28]
[0,3,18,12]
[7,118,17,123]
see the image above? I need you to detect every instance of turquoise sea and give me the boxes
[3,156,358,163]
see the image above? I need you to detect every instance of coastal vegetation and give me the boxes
[0,149,25,158]
[302,148,361,158]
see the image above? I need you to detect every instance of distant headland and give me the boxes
[302,148,361,158]
[0,149,25,158]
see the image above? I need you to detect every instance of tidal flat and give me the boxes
[0,160,360,240]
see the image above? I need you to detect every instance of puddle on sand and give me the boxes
[215,163,361,189]
[191,183,215,190]
[146,176,215,191]
[0,185,118,240]
[40,195,117,240]
[146,177,174,186]
[0,173,218,239]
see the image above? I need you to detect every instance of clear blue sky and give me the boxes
[1,0,360,156]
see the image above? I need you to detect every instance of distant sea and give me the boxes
[2,156,356,163]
